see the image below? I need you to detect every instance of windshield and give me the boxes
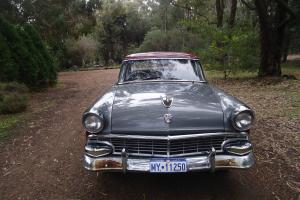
[119,59,205,83]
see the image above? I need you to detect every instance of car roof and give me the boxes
[124,52,199,60]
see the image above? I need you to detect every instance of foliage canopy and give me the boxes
[0,16,56,90]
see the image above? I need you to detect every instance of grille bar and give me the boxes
[97,134,247,157]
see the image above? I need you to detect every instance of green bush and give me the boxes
[24,25,57,85]
[0,16,37,88]
[137,29,169,52]
[0,33,18,82]
[136,28,207,54]
[202,27,260,78]
[0,16,57,90]
[0,82,28,114]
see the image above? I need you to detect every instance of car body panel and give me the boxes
[84,87,116,133]
[111,82,224,135]
[210,86,253,132]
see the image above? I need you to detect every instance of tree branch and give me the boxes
[274,0,296,29]
[170,1,214,25]
[273,0,296,18]
[240,0,256,10]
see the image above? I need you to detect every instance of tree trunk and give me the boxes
[82,58,86,68]
[282,30,290,62]
[164,6,168,33]
[216,0,225,77]
[216,0,224,27]
[254,0,282,76]
[275,0,289,66]
[228,0,237,28]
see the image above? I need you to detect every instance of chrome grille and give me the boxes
[97,134,247,157]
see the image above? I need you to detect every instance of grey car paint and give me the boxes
[111,82,224,135]
[210,86,254,132]
[84,87,116,133]
[84,81,252,135]
[84,58,254,135]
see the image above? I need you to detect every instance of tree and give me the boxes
[228,0,237,28]
[0,16,37,88]
[0,33,17,82]
[0,16,57,89]
[24,25,57,85]
[0,0,23,23]
[96,0,150,65]
[66,35,98,67]
[10,0,102,69]
[253,0,296,76]
[216,0,224,28]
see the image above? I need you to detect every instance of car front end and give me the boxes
[83,132,254,173]
[82,52,255,173]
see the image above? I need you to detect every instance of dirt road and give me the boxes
[0,70,299,200]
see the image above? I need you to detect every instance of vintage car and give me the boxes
[82,52,255,173]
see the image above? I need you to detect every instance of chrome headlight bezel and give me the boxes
[82,113,104,134]
[231,110,254,131]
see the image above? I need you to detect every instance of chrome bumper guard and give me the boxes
[83,148,254,172]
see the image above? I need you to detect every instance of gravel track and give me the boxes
[0,69,299,200]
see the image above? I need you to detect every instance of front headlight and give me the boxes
[83,113,104,133]
[232,111,254,131]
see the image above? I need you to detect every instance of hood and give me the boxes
[111,82,224,135]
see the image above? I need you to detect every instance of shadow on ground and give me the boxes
[82,170,265,200]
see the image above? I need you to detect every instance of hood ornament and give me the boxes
[164,114,173,124]
[161,96,173,108]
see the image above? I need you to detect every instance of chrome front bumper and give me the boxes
[83,152,254,172]
[83,132,254,172]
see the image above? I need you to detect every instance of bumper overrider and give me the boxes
[83,133,254,172]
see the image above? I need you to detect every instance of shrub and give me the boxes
[24,25,57,85]
[65,35,98,68]
[0,82,28,93]
[0,33,18,82]
[137,29,168,52]
[0,16,38,88]
[0,16,57,90]
[136,28,206,53]
[0,82,28,114]
[203,27,260,78]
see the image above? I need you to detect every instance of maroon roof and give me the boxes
[124,52,199,60]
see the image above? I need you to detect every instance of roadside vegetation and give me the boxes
[0,82,28,114]
[0,115,24,140]
[1,0,299,74]
[0,16,57,90]
[0,82,28,141]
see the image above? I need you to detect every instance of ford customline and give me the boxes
[82,52,255,173]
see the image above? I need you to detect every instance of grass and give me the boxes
[0,82,29,114]
[204,60,300,119]
[204,69,256,79]
[282,61,300,76]
[283,86,300,119]
[0,114,23,140]
[203,60,300,79]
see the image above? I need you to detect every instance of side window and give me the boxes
[195,61,206,81]
[118,62,127,82]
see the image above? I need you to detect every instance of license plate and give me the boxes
[150,158,187,173]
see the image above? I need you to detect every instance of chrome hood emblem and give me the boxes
[161,96,173,108]
[164,114,173,124]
